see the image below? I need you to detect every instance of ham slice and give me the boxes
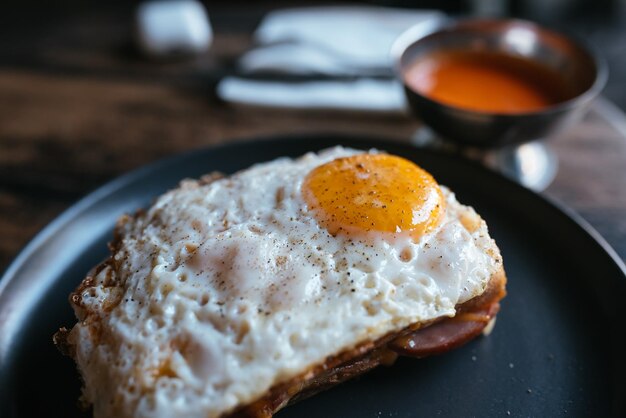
[389,302,500,357]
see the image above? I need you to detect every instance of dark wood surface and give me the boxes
[1,5,625,274]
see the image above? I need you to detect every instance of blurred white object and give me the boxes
[239,44,385,77]
[240,7,444,76]
[136,0,212,57]
[217,6,442,112]
[218,77,407,113]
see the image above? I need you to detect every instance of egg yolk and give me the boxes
[302,154,445,240]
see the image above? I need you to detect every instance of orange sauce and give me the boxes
[404,50,572,114]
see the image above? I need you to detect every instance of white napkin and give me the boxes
[241,6,443,76]
[217,77,407,113]
[216,6,444,112]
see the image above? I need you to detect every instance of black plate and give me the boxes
[1,135,625,417]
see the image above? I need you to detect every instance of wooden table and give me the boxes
[1,6,626,273]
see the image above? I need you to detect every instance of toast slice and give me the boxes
[55,148,506,418]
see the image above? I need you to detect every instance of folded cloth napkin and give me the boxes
[241,6,443,76]
[217,78,406,112]
[216,6,444,113]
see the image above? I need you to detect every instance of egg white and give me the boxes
[70,147,502,418]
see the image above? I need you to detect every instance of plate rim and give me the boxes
[1,134,625,415]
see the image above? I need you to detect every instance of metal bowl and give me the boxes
[393,19,608,148]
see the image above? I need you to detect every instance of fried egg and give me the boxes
[67,147,502,418]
